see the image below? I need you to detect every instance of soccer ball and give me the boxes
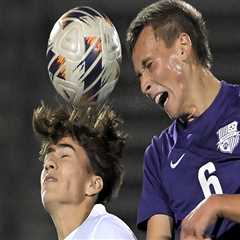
[46,6,122,106]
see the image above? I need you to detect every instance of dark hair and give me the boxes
[126,0,212,68]
[32,102,127,204]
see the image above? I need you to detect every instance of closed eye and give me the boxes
[145,61,152,69]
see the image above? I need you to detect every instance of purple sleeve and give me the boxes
[137,137,173,230]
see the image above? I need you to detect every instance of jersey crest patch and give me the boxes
[217,121,240,153]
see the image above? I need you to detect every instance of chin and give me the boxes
[41,197,62,214]
[165,108,178,120]
[41,191,58,209]
[164,103,182,120]
[41,192,51,208]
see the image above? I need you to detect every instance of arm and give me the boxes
[217,194,240,222]
[147,214,173,240]
[138,137,174,237]
[180,194,240,240]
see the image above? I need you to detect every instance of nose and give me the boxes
[44,159,57,171]
[140,75,152,96]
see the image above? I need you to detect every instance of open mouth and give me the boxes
[155,92,169,107]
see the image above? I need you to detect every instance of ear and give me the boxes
[85,175,103,196]
[176,32,192,61]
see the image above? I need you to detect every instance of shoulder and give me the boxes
[218,82,240,123]
[222,81,240,108]
[223,81,240,93]
[92,213,136,239]
[144,122,176,165]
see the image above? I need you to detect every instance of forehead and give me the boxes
[49,136,77,149]
[132,25,170,74]
[48,136,87,156]
[132,25,157,63]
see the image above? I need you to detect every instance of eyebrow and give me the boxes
[46,143,76,153]
[58,143,76,152]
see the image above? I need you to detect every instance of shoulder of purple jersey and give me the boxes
[144,122,175,167]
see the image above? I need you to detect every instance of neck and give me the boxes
[183,65,221,121]
[47,201,95,240]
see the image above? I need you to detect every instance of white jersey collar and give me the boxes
[64,204,106,240]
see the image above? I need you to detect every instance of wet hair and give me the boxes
[32,102,127,204]
[126,0,212,68]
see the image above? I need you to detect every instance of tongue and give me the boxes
[159,92,168,107]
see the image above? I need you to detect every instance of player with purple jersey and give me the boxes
[139,81,240,239]
[126,0,240,239]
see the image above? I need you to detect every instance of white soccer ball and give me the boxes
[47,6,122,106]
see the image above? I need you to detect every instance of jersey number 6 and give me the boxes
[198,161,223,198]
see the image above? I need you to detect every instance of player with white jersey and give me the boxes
[126,0,240,239]
[65,204,136,239]
[32,103,137,240]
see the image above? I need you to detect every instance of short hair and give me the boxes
[126,0,212,68]
[32,102,127,204]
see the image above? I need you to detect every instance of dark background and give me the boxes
[1,0,239,239]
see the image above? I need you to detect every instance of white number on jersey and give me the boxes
[198,161,223,198]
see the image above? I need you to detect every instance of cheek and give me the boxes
[152,58,166,81]
[65,175,88,202]
[63,167,87,191]
[167,54,184,75]
[167,54,186,92]
[152,55,183,85]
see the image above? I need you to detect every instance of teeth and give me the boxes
[164,96,168,106]
[155,92,169,107]
[155,93,163,104]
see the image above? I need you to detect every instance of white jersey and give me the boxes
[64,204,137,240]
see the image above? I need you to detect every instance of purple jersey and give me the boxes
[138,81,240,239]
